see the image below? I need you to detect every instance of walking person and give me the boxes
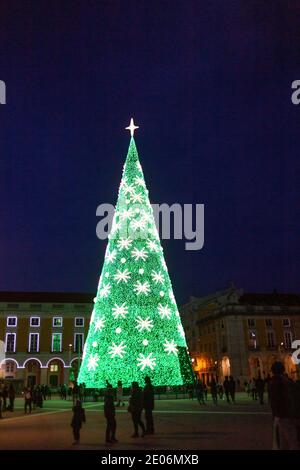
[116,380,125,407]
[268,361,299,450]
[143,376,155,434]
[210,377,218,405]
[187,384,194,399]
[41,384,46,401]
[24,388,32,414]
[2,385,8,411]
[36,386,43,408]
[217,382,224,400]
[71,400,86,445]
[196,379,205,405]
[229,376,236,403]
[223,376,230,403]
[0,388,3,419]
[72,383,79,404]
[8,383,15,412]
[255,375,265,405]
[128,382,145,438]
[104,383,118,443]
[203,383,208,401]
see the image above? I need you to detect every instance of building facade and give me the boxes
[0,292,93,389]
[181,287,300,385]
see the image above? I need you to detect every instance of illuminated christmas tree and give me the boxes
[78,119,193,388]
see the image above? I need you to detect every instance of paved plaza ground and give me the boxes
[0,393,273,450]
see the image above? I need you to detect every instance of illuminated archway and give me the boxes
[0,358,19,379]
[24,359,41,387]
[221,356,231,377]
[47,358,65,387]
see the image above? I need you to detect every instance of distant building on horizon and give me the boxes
[180,287,300,385]
[0,292,93,389]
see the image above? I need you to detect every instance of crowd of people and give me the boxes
[0,382,16,416]
[71,376,155,445]
[192,375,237,405]
[1,362,300,449]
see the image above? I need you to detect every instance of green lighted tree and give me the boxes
[78,121,193,388]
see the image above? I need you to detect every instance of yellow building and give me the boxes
[0,292,93,388]
[181,287,300,385]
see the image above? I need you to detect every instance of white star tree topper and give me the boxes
[125,118,139,137]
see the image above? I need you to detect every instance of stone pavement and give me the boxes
[0,394,272,450]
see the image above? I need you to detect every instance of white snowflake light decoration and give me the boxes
[134,175,145,187]
[177,323,185,337]
[87,353,99,371]
[106,249,117,263]
[123,183,135,195]
[157,303,172,319]
[120,208,134,221]
[99,283,111,298]
[135,316,154,332]
[146,239,159,252]
[151,270,164,284]
[137,352,156,371]
[108,341,127,359]
[131,218,147,231]
[131,192,143,204]
[117,237,133,250]
[131,247,148,261]
[114,268,131,283]
[134,280,150,296]
[163,339,178,356]
[112,302,128,319]
[169,289,176,304]
[94,317,106,332]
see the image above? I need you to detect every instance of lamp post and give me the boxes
[77,338,81,382]
[68,344,74,384]
[69,343,72,363]
[278,342,284,361]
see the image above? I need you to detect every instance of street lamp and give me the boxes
[69,344,72,363]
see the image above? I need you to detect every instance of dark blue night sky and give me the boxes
[0,1,299,304]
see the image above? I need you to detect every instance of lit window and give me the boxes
[5,361,15,373]
[5,333,16,353]
[248,330,257,349]
[29,333,39,352]
[30,317,40,327]
[284,331,292,349]
[53,317,63,327]
[75,317,84,327]
[7,317,17,327]
[267,331,275,348]
[50,364,59,372]
[74,333,84,353]
[51,333,62,352]
[283,318,290,327]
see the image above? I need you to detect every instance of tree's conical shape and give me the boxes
[78,137,194,387]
